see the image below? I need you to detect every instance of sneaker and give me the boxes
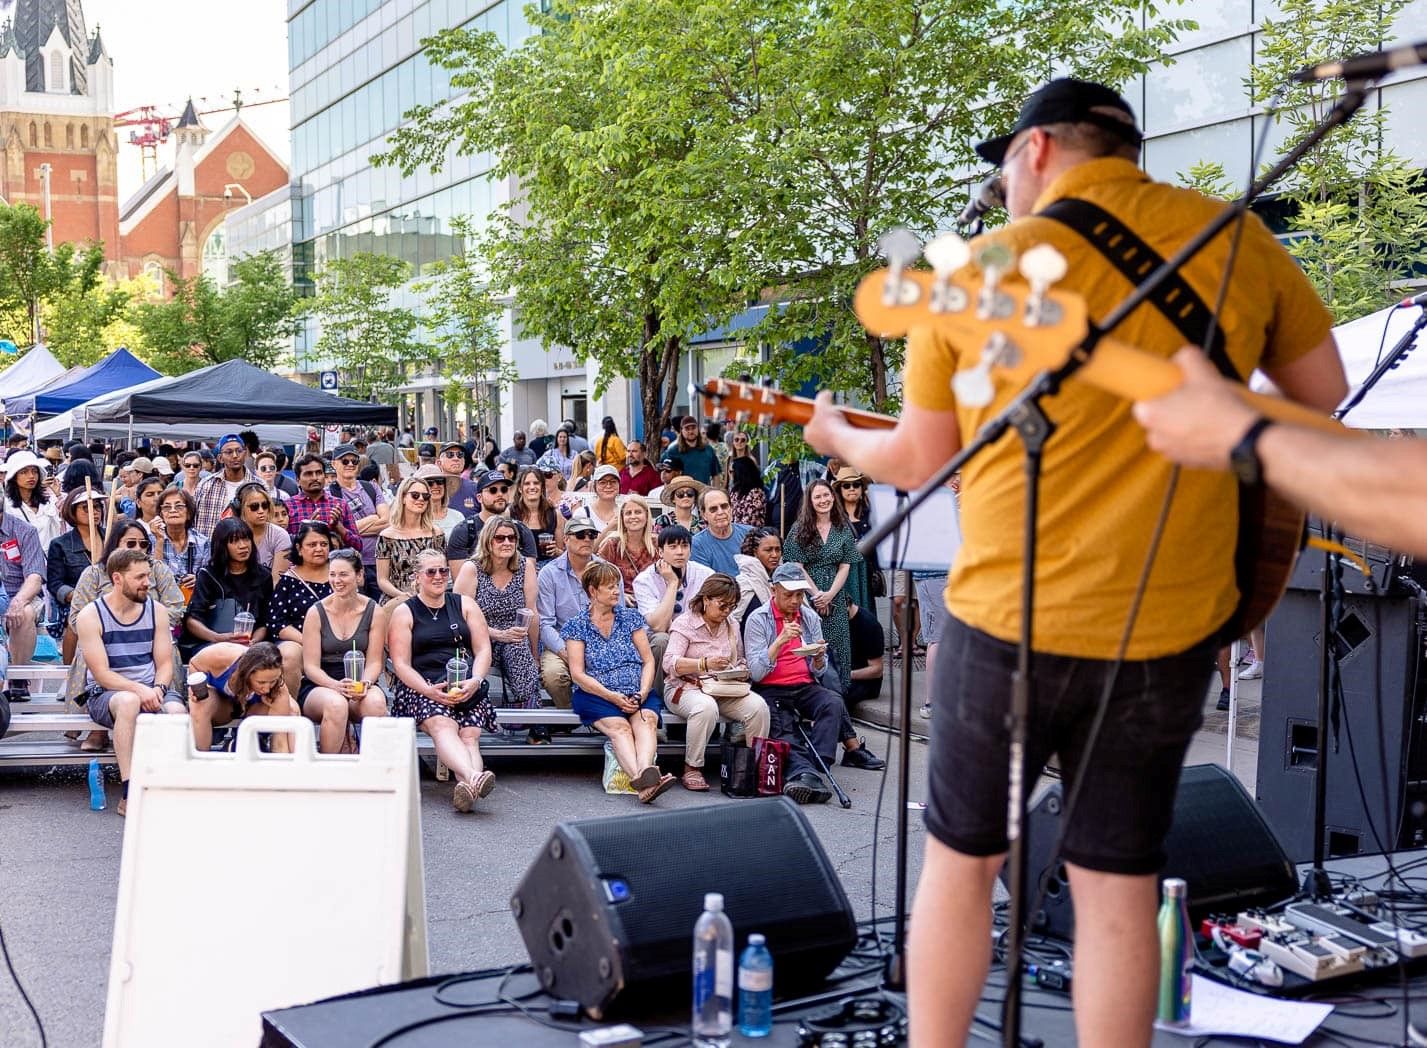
[783,772,833,805]
[1238,660,1263,680]
[471,770,496,800]
[528,726,552,745]
[453,781,475,813]
[1237,649,1256,666]
[8,681,29,703]
[918,703,932,720]
[1216,688,1230,712]
[842,740,886,770]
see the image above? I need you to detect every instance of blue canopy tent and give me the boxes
[2,347,160,418]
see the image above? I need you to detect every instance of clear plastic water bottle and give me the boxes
[692,892,733,1048]
[737,932,774,1037]
[87,758,106,811]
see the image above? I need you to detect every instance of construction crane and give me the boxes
[113,87,289,181]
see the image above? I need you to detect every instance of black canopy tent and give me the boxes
[85,359,397,426]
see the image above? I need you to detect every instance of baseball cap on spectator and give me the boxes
[1,450,44,477]
[591,464,620,485]
[537,462,560,476]
[770,562,814,592]
[475,469,509,492]
[656,458,679,473]
[564,514,599,537]
[424,426,439,437]
[130,456,156,475]
[418,442,437,460]
[331,443,359,461]
[214,434,244,454]
[153,458,174,476]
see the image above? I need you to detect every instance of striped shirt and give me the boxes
[85,596,157,691]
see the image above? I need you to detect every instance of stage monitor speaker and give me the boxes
[511,797,857,1018]
[1017,764,1296,943]
[1256,583,1426,862]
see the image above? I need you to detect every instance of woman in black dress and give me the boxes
[387,548,497,812]
[269,521,334,696]
[182,517,274,661]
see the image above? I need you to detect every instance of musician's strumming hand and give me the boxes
[804,391,853,459]
[1133,347,1260,471]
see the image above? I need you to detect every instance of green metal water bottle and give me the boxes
[1157,877,1193,1025]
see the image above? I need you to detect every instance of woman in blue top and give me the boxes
[186,640,300,753]
[561,561,674,803]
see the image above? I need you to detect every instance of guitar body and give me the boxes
[1233,484,1305,637]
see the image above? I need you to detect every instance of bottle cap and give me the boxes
[704,893,723,912]
[1162,877,1187,897]
[748,933,765,946]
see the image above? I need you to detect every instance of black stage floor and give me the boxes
[262,850,1427,1048]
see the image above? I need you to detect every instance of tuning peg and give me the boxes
[950,332,1018,409]
[876,227,923,308]
[1018,244,1067,327]
[924,232,971,315]
[974,242,1016,320]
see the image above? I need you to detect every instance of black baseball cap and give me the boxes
[476,469,510,492]
[974,78,1141,166]
[331,443,359,461]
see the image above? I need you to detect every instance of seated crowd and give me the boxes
[0,423,888,816]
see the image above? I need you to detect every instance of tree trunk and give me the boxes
[866,331,889,411]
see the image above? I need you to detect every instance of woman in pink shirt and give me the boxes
[662,574,770,791]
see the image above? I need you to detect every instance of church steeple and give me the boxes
[13,0,89,95]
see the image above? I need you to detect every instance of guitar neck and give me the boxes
[762,397,896,431]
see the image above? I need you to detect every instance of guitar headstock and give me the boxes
[854,229,1091,406]
[699,379,801,428]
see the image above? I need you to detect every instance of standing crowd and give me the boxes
[0,416,890,815]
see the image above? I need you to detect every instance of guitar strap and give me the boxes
[1035,197,1240,380]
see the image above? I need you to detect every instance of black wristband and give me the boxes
[1229,417,1273,486]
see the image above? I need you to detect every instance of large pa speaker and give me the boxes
[510,797,857,1018]
[1017,764,1296,943]
[1256,578,1426,861]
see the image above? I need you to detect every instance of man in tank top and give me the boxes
[74,548,186,815]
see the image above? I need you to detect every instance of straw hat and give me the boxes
[833,466,866,486]
[659,475,707,507]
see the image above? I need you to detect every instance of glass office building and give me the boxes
[286,0,626,439]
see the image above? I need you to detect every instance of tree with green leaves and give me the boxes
[377,0,1187,438]
[1183,0,1427,323]
[301,252,423,401]
[135,251,300,374]
[0,202,109,349]
[414,218,515,428]
[42,266,132,368]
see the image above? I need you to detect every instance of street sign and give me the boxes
[319,370,339,395]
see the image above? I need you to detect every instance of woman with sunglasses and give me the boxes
[416,465,464,537]
[299,548,388,754]
[269,521,335,696]
[62,517,187,715]
[235,481,293,581]
[176,452,204,494]
[388,548,497,811]
[595,496,655,602]
[782,479,868,691]
[181,517,273,660]
[653,475,706,537]
[834,466,882,613]
[47,488,107,661]
[377,476,446,603]
[512,466,562,565]
[536,426,575,480]
[152,487,209,603]
[726,433,767,527]
[187,641,300,754]
[454,519,543,739]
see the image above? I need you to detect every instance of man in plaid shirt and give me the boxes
[286,453,358,548]
[193,434,259,536]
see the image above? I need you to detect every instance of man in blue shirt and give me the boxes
[690,488,749,575]
[537,516,605,711]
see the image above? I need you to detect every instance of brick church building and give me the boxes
[0,0,286,288]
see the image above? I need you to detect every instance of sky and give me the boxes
[76,0,292,202]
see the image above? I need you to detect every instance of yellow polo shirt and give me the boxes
[904,158,1333,659]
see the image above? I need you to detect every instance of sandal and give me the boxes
[471,770,496,799]
[637,773,677,804]
[681,768,710,792]
[631,766,662,791]
[80,732,110,753]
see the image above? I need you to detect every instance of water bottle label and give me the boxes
[716,949,733,999]
[693,963,714,1010]
[738,968,772,992]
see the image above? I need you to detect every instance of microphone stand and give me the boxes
[858,82,1373,1048]
[1334,306,1427,421]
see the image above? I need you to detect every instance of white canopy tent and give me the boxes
[34,371,307,445]
[0,344,68,409]
[1325,303,1427,429]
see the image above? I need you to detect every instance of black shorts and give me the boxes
[924,615,1215,875]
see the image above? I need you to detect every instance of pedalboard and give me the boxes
[1284,902,1427,959]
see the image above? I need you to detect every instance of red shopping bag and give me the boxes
[752,736,789,797]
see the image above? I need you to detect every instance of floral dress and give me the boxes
[377,531,447,601]
[474,559,541,708]
[783,525,868,690]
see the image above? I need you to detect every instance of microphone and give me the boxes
[957,173,1005,229]
[1397,291,1427,309]
[1292,39,1427,82]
